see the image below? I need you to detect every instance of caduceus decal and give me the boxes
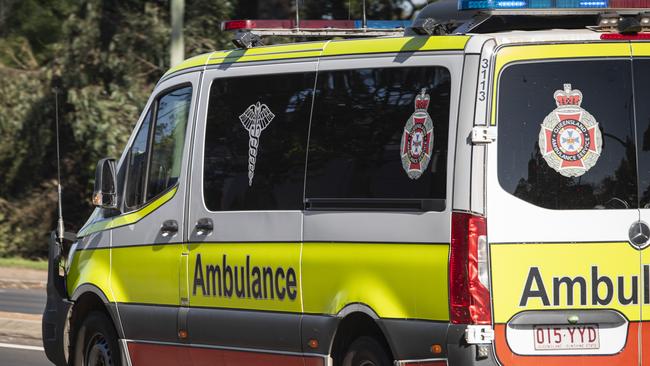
[239,102,275,186]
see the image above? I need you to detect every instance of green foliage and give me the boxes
[0,0,234,259]
[0,0,416,259]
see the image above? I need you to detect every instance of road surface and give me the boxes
[0,286,50,365]
[0,344,50,365]
[0,288,46,315]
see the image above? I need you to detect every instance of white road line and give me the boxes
[0,342,44,351]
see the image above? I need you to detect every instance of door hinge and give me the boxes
[471,126,497,145]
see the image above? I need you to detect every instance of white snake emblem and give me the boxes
[239,102,275,186]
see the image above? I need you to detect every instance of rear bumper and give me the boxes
[446,324,498,366]
[42,231,72,366]
[379,320,498,366]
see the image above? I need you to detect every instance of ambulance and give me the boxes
[42,1,650,365]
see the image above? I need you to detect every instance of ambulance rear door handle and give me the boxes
[160,220,179,237]
[195,218,214,236]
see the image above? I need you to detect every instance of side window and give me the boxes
[147,87,192,200]
[497,60,638,210]
[304,66,451,211]
[635,59,650,208]
[123,85,192,210]
[203,72,315,211]
[124,111,152,209]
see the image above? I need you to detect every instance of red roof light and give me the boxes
[600,32,650,39]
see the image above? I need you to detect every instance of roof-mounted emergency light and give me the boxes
[222,19,411,46]
[459,0,649,10]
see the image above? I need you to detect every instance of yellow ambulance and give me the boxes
[42,2,650,366]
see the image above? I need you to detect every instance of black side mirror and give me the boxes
[92,158,117,209]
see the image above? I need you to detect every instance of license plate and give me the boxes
[533,324,600,350]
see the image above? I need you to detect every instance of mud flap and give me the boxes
[42,231,74,366]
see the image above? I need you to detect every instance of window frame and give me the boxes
[121,82,193,213]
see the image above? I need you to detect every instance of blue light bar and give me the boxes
[459,0,608,10]
[355,20,412,29]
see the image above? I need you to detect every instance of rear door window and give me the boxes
[203,72,315,211]
[304,66,451,211]
[497,59,638,210]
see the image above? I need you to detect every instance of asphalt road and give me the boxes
[0,345,50,366]
[0,287,50,365]
[0,288,46,315]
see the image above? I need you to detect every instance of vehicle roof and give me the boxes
[162,28,626,78]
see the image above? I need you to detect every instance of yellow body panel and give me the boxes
[321,36,469,57]
[632,42,650,56]
[490,43,631,125]
[110,244,182,305]
[491,242,642,323]
[302,243,449,320]
[187,243,302,313]
[67,247,113,301]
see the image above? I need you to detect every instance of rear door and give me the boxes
[632,42,650,365]
[487,43,641,366]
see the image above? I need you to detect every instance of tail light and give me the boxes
[449,212,492,324]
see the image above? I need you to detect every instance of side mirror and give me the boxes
[92,158,117,209]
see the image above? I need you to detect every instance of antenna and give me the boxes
[296,0,300,30]
[54,88,65,243]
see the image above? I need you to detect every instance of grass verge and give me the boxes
[0,257,47,271]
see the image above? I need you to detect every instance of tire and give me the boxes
[341,336,392,366]
[73,311,121,366]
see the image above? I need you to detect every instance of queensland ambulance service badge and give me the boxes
[538,84,602,178]
[400,89,434,180]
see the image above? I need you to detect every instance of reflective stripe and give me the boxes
[165,36,470,77]
[321,36,469,57]
[77,187,177,237]
[164,54,212,77]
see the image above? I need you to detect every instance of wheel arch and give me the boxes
[329,303,396,365]
[70,283,122,339]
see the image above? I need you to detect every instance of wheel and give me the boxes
[341,336,392,366]
[73,311,121,366]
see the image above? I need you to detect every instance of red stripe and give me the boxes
[128,342,325,366]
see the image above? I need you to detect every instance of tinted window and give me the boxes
[124,110,152,209]
[147,86,192,200]
[635,59,650,208]
[203,72,315,211]
[123,86,192,210]
[497,60,638,210]
[305,67,451,210]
